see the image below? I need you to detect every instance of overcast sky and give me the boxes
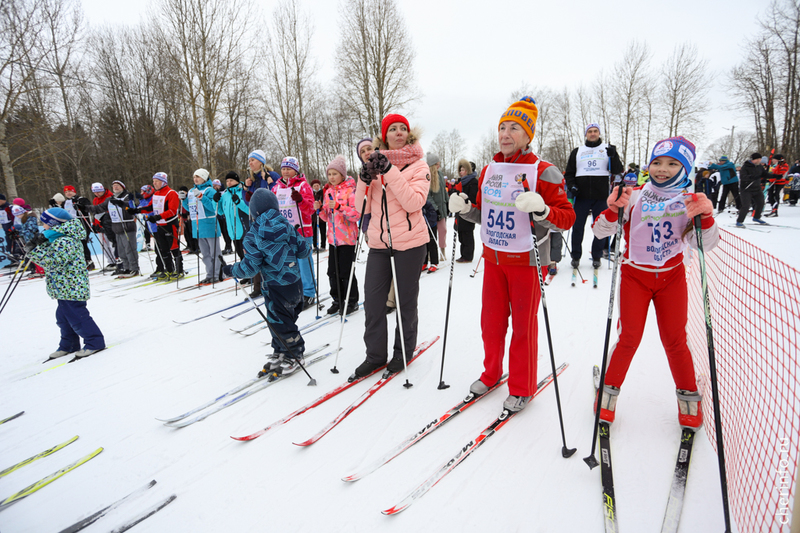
[81,0,772,162]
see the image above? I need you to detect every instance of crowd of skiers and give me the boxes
[21,90,800,433]
[693,153,800,226]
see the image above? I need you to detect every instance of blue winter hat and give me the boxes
[152,172,168,184]
[248,150,267,165]
[585,122,602,136]
[281,156,300,174]
[649,136,696,176]
[40,207,73,226]
[719,155,729,162]
[249,188,279,221]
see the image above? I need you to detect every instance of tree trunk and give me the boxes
[0,122,17,197]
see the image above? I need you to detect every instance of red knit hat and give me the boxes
[381,114,410,143]
[64,185,76,193]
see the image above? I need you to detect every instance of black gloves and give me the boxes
[359,167,375,185]
[24,233,48,253]
[110,198,127,207]
[147,214,161,223]
[231,193,240,205]
[213,191,222,202]
[48,199,57,207]
[221,264,233,279]
[127,207,140,215]
[366,151,392,175]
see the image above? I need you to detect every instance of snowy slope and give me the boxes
[1,207,798,532]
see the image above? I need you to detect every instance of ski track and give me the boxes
[3,212,798,532]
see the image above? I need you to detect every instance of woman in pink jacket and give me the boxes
[350,113,430,380]
[317,155,360,316]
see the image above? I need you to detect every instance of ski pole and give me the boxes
[0,255,33,317]
[329,195,343,315]
[469,255,483,278]
[0,254,32,312]
[692,212,732,532]
[314,207,321,319]
[436,225,459,390]
[522,179,576,459]
[236,276,317,386]
[380,176,412,389]
[562,236,587,284]
[212,196,220,288]
[584,184,625,469]
[191,195,200,287]
[330,186,369,374]
[133,214,154,272]
[232,191,240,297]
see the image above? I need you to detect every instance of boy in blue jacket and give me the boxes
[222,189,311,377]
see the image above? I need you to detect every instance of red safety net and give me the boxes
[685,229,799,532]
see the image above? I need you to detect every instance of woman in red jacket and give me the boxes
[449,97,575,412]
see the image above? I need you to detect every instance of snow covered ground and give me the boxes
[1,206,798,532]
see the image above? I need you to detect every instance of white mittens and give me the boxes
[515,191,550,221]
[449,192,470,214]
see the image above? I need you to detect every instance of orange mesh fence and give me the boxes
[686,229,799,533]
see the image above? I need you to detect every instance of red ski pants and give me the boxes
[604,263,697,391]
[479,261,540,397]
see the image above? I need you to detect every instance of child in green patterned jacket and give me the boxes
[28,208,105,361]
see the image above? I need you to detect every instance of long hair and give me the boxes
[429,164,440,193]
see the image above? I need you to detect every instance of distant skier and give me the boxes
[564,123,623,271]
[592,136,718,430]
[28,208,106,360]
[765,153,790,217]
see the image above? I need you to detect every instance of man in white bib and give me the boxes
[564,123,623,269]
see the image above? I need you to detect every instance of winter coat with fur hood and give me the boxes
[355,131,430,252]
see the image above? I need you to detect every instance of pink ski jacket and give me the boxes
[319,177,360,246]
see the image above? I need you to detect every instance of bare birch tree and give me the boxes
[729,36,779,151]
[430,129,466,177]
[473,128,499,171]
[156,0,252,177]
[335,0,419,137]
[0,0,50,197]
[610,41,652,163]
[660,43,710,139]
[263,0,317,168]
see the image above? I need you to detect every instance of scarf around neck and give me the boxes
[650,168,692,193]
[381,142,424,169]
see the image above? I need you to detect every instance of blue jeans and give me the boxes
[298,236,315,297]
[56,300,105,352]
